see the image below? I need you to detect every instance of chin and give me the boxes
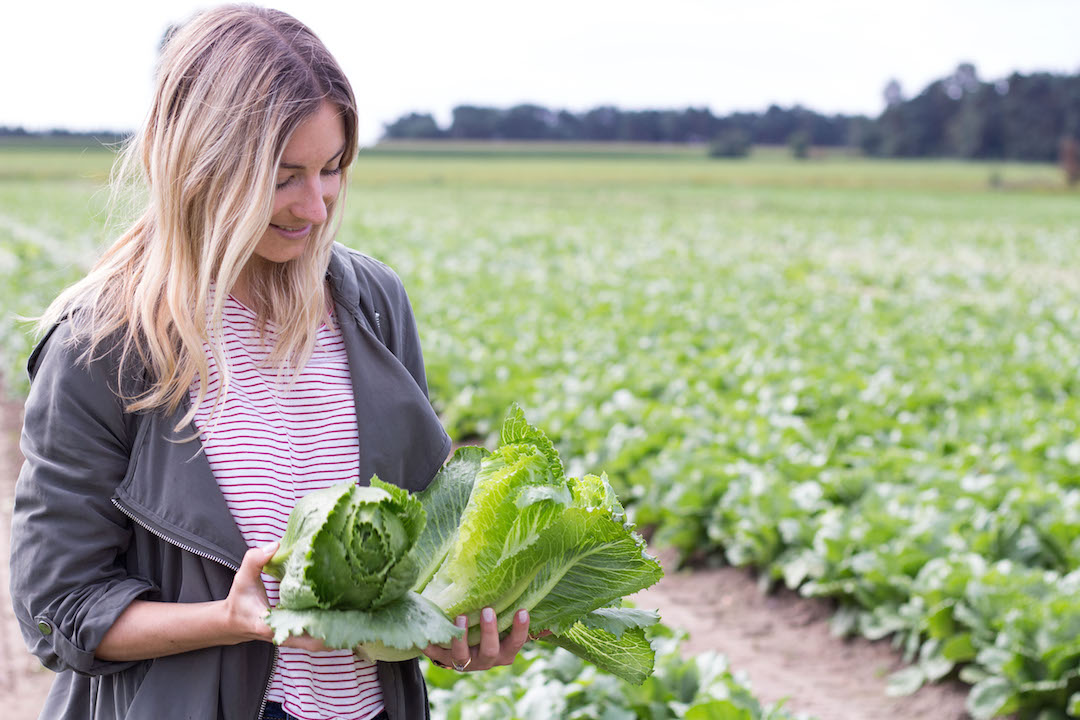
[253,233,315,264]
[259,248,306,264]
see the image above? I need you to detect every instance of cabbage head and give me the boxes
[263,478,462,656]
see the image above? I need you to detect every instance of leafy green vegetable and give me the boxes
[263,476,461,652]
[417,405,664,682]
[424,624,812,720]
[265,406,664,683]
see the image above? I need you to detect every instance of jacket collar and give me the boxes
[326,242,361,317]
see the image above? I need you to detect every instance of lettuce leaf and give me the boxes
[417,405,664,682]
[264,405,664,682]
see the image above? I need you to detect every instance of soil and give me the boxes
[632,550,972,720]
[1,398,53,719]
[0,400,971,720]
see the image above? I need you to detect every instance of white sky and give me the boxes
[6,0,1080,145]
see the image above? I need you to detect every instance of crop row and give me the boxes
[348,179,1080,718]
[424,625,809,720]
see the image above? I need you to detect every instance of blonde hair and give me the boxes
[39,4,359,432]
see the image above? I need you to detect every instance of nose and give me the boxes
[292,175,331,225]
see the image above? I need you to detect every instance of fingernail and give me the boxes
[262,542,279,552]
[517,609,528,624]
[456,615,468,628]
[482,607,495,622]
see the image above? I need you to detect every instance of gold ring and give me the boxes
[452,657,471,672]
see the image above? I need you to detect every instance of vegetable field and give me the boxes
[2,144,1078,718]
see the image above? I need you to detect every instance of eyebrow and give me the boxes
[279,145,346,170]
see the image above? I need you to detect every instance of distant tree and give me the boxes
[377,68,1080,161]
[756,105,800,144]
[708,128,751,158]
[1060,136,1079,185]
[999,73,1063,160]
[382,112,444,139]
[878,79,961,156]
[619,110,665,141]
[680,107,720,143]
[946,84,1005,158]
[496,104,556,139]
[883,79,905,107]
[552,110,583,140]
[944,62,980,100]
[847,116,883,155]
[448,105,501,139]
[1062,76,1080,140]
[866,66,1080,160]
[581,106,619,140]
[788,130,811,159]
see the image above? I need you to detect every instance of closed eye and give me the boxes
[275,167,342,191]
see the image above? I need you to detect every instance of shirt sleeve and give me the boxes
[9,322,156,676]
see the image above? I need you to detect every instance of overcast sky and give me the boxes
[7,0,1079,145]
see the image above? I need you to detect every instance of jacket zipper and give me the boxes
[111,499,279,719]
[111,498,239,570]
[257,648,279,720]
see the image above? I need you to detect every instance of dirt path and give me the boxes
[632,549,972,720]
[1,398,53,719]
[1,400,971,720]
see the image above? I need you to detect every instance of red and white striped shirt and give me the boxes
[190,294,385,720]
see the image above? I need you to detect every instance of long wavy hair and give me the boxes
[39,4,359,432]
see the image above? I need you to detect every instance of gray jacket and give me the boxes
[10,244,452,720]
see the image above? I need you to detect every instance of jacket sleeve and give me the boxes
[9,322,156,676]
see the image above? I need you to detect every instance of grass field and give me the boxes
[2,144,1079,717]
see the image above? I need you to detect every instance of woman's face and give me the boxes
[254,100,347,264]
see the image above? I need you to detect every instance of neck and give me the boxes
[227,265,332,319]
[229,256,274,312]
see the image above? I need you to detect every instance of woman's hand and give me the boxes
[224,542,331,653]
[94,542,331,662]
[422,607,535,672]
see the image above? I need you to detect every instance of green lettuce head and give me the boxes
[264,477,462,656]
[264,477,425,611]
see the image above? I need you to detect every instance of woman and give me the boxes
[9,6,530,719]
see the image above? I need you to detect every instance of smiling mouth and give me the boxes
[271,223,312,235]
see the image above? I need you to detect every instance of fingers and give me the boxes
[475,607,500,669]
[450,614,471,670]
[225,543,278,644]
[500,609,530,663]
[240,542,279,579]
[280,633,332,653]
[423,608,534,672]
[421,643,451,666]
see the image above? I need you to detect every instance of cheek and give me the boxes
[324,176,342,200]
[270,189,292,220]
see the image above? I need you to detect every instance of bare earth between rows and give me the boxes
[0,398,970,720]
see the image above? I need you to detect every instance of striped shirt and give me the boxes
[189,294,385,720]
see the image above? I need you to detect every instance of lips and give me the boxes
[271,223,313,239]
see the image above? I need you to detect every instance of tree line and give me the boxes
[383,64,1080,162]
